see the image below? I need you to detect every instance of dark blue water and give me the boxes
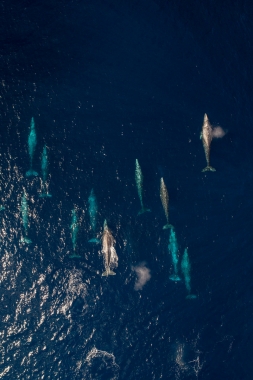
[1,0,253,378]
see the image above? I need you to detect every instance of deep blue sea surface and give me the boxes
[1,0,253,378]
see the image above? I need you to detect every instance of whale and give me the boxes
[160,177,173,229]
[26,117,38,177]
[135,159,151,215]
[200,113,216,172]
[181,248,197,299]
[168,228,181,281]
[69,208,81,258]
[101,220,118,276]
[39,145,52,198]
[20,190,32,244]
[88,189,100,244]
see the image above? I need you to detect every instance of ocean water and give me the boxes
[1,0,253,379]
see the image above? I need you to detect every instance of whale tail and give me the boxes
[69,253,81,258]
[137,207,151,216]
[102,269,116,276]
[163,223,173,230]
[39,193,52,198]
[202,166,216,172]
[26,169,38,177]
[169,274,181,281]
[88,237,100,244]
[186,294,197,299]
[20,236,32,244]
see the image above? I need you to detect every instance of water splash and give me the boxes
[84,347,120,380]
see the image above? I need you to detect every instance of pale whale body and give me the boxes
[200,113,216,172]
[26,117,38,177]
[101,220,118,276]
[160,177,173,229]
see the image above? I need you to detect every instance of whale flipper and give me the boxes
[26,169,38,177]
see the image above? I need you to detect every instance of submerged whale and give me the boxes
[135,159,150,215]
[26,117,38,177]
[181,248,197,299]
[101,220,118,276]
[88,189,100,244]
[20,190,32,244]
[69,208,81,258]
[168,228,181,281]
[39,145,52,198]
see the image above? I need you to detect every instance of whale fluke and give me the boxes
[20,236,32,244]
[39,193,52,198]
[88,237,100,244]
[163,223,173,229]
[169,274,181,281]
[137,207,151,215]
[26,169,38,177]
[102,269,116,276]
[186,294,197,299]
[202,166,216,172]
[69,253,81,258]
